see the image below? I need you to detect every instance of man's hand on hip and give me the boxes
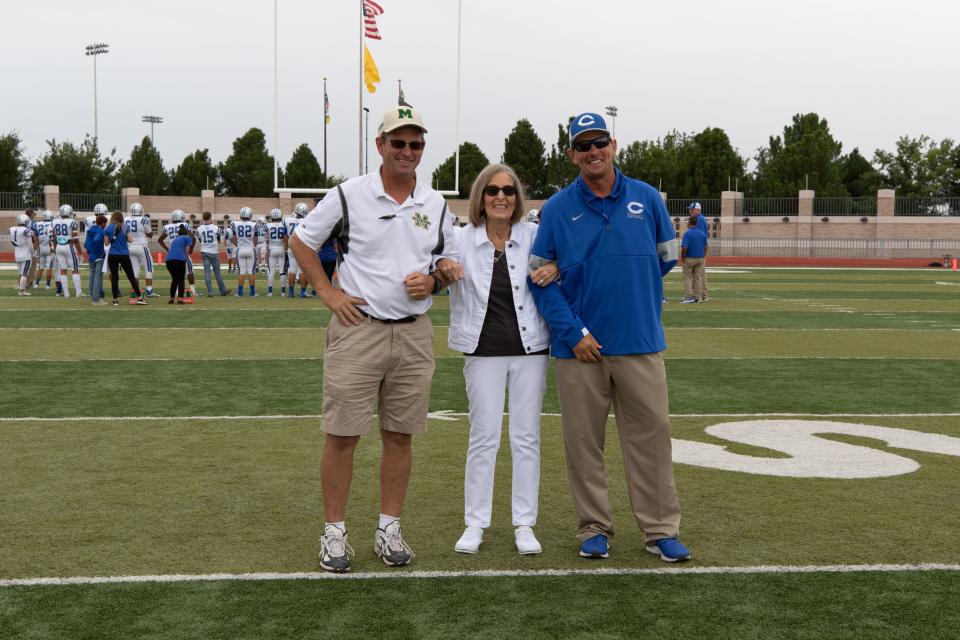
[321,288,367,326]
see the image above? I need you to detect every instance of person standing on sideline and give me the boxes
[125,202,156,297]
[231,207,259,297]
[291,105,457,573]
[265,208,289,296]
[688,202,710,301]
[23,209,40,289]
[52,205,85,298]
[224,216,236,274]
[84,213,108,304]
[443,164,557,556]
[105,211,146,306]
[680,216,708,303]
[35,210,56,289]
[9,214,38,296]
[166,226,195,304]
[196,212,231,296]
[529,111,691,563]
[284,203,309,298]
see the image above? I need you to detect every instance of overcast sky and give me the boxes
[3,0,958,193]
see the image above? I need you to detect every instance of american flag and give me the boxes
[363,0,384,40]
[324,90,330,124]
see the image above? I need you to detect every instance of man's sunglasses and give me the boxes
[483,185,518,197]
[571,135,612,153]
[386,139,425,151]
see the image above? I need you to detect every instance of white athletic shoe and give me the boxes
[18,290,31,296]
[267,292,273,297]
[454,526,484,554]
[514,526,542,555]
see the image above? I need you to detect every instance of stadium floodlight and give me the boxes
[85,43,110,142]
[605,105,618,139]
[141,115,163,145]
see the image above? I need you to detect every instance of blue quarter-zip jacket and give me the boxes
[529,170,678,359]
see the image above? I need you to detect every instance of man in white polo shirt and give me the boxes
[292,105,457,573]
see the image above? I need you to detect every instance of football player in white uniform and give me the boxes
[9,214,38,295]
[264,208,288,296]
[255,216,268,274]
[159,210,197,297]
[284,203,309,298]
[125,202,156,297]
[52,205,85,297]
[223,216,236,273]
[35,210,56,289]
[231,207,259,297]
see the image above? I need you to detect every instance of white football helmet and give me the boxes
[17,213,29,226]
[294,203,309,218]
[171,210,185,223]
[59,204,74,218]
[239,207,253,220]
[93,203,109,216]
[270,208,282,221]
[42,210,53,221]
[526,209,539,223]
[257,216,266,225]
[129,202,144,216]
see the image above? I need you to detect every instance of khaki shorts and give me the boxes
[322,314,435,436]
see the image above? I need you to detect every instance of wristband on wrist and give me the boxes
[430,272,442,295]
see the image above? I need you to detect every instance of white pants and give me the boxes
[129,245,153,280]
[462,354,548,528]
[39,249,56,271]
[237,246,255,275]
[55,244,79,272]
[286,250,300,279]
[267,249,285,286]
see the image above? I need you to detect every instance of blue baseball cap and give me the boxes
[688,202,702,211]
[569,112,610,143]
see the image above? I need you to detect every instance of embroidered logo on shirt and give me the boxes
[626,202,645,219]
[572,213,585,221]
[412,211,432,230]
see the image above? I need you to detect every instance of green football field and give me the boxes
[2,265,960,639]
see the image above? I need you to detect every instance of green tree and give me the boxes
[0,131,29,192]
[751,113,847,197]
[116,136,169,195]
[873,135,958,197]
[431,142,490,199]
[284,143,326,189]
[675,127,746,198]
[29,136,118,193]
[617,130,689,192]
[218,128,277,197]
[838,148,881,197]
[170,149,219,196]
[544,120,578,196]
[501,119,546,198]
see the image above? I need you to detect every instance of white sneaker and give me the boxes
[454,526,484,554]
[319,524,354,573]
[515,526,542,555]
[374,520,415,566]
[267,292,273,297]
[18,291,31,296]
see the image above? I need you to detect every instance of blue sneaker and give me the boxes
[579,534,609,559]
[646,537,690,562]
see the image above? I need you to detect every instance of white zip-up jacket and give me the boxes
[448,221,551,355]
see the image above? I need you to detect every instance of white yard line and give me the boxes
[3,412,960,423]
[2,563,958,587]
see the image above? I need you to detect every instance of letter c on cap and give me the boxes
[577,114,595,127]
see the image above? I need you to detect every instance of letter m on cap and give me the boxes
[398,108,413,119]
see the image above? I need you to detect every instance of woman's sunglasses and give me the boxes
[571,135,612,153]
[386,139,425,151]
[483,185,518,197]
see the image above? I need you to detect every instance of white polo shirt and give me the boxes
[294,170,454,320]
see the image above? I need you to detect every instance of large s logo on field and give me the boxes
[673,420,960,478]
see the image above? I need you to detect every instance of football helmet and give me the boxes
[171,210,185,223]
[93,203,109,216]
[270,208,282,221]
[526,209,539,223]
[17,213,29,226]
[42,210,53,221]
[257,216,266,225]
[294,203,309,218]
[129,202,144,216]
[239,207,253,220]
[58,204,74,218]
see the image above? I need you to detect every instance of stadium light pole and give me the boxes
[142,115,163,145]
[85,43,109,142]
[605,105,618,139]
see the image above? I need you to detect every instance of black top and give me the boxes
[470,250,547,357]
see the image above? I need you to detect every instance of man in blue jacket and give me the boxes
[529,112,690,562]
[688,202,710,301]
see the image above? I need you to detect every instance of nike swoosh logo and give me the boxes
[572,213,585,221]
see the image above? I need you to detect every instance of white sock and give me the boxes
[326,521,346,534]
[73,273,82,295]
[60,275,70,297]
[19,276,27,291]
[378,514,399,530]
[190,283,196,294]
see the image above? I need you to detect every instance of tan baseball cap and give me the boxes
[377,106,428,135]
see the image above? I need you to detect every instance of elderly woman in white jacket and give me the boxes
[440,163,557,555]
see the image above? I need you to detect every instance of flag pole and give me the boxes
[323,77,328,188]
[273,0,279,192]
[454,0,462,195]
[358,0,364,176]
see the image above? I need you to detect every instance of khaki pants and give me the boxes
[554,353,681,544]
[683,257,705,301]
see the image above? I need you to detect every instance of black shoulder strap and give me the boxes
[327,185,351,266]
[431,201,448,256]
